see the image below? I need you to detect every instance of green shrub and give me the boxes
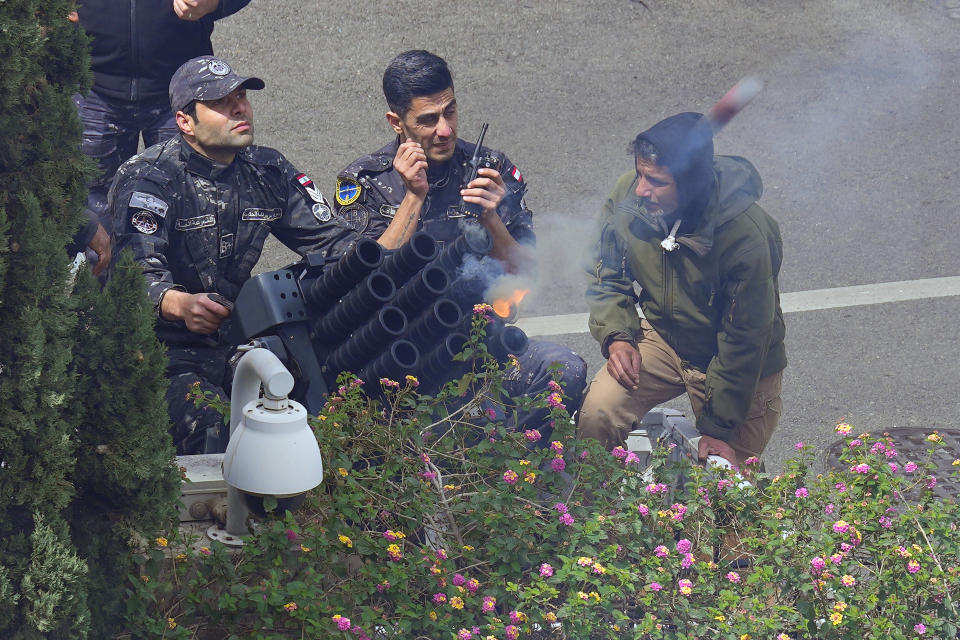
[126,309,960,639]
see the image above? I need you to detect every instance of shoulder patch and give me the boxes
[294,173,326,203]
[336,177,362,206]
[337,205,369,233]
[131,210,158,234]
[129,191,168,217]
[511,166,523,183]
[312,202,332,222]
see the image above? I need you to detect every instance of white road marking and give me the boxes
[516,276,960,337]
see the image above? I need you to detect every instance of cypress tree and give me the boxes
[0,0,93,637]
[68,255,180,635]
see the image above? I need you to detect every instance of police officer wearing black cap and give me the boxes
[110,56,357,455]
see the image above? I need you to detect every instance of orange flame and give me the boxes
[492,289,529,319]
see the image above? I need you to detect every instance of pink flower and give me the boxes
[432,593,447,604]
[466,578,479,593]
[554,502,568,513]
[285,529,298,541]
[457,629,473,640]
[558,513,574,526]
[810,557,826,571]
[637,504,649,517]
[824,503,835,515]
[907,560,921,573]
[485,407,497,420]
[678,578,693,596]
[482,596,496,613]
[850,463,871,474]
[905,462,918,473]
[879,516,893,528]
[835,482,847,493]
[503,470,519,485]
[795,441,805,450]
[539,563,554,578]
[611,446,628,460]
[420,471,436,480]
[376,580,390,593]
[832,520,850,534]
[681,553,694,569]
[676,538,692,554]
[624,452,640,466]
[550,440,564,454]
[915,623,927,634]
[550,457,566,472]
[649,582,662,591]
[646,482,668,494]
[509,610,523,624]
[654,545,669,558]
[546,392,566,410]
[524,429,542,442]
[547,380,562,393]
[452,573,466,586]
[889,462,899,472]
[927,476,937,489]
[795,487,809,498]
[435,548,448,560]
[726,571,741,583]
[505,625,520,640]
[744,456,760,465]
[332,615,351,631]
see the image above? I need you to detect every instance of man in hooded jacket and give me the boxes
[578,112,786,467]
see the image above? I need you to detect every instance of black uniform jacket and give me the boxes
[110,136,357,345]
[333,137,534,246]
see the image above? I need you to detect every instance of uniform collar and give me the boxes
[178,136,235,180]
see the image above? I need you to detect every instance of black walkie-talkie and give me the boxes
[459,123,501,218]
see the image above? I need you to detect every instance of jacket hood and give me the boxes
[677,155,764,256]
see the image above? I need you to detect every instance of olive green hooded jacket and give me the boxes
[585,155,787,440]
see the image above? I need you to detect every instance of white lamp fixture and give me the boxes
[207,348,323,545]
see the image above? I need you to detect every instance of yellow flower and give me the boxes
[740,635,751,640]
[300,544,311,553]
[167,617,177,629]
[443,484,456,490]
[714,615,726,622]
[829,611,843,625]
[523,472,536,483]
[337,467,349,477]
[952,459,960,466]
[140,575,149,583]
[544,612,557,622]
[518,459,530,466]
[589,591,601,602]
[927,432,943,443]
[318,415,327,421]
[833,601,847,612]
[155,536,168,547]
[338,534,352,548]
[462,545,474,551]
[175,553,187,560]
[450,596,464,609]
[429,611,438,621]
[283,602,298,612]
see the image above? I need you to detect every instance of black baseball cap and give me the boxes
[169,56,265,113]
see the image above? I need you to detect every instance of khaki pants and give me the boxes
[577,320,783,465]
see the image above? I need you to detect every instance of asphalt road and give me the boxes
[211,0,960,471]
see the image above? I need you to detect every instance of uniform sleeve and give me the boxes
[584,173,643,357]
[269,160,358,259]
[696,222,778,440]
[332,170,384,240]
[497,154,535,246]
[109,175,183,311]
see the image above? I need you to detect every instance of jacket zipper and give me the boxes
[662,248,674,347]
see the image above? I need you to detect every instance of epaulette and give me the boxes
[340,149,394,180]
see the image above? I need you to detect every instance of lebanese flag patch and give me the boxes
[511,166,523,182]
[296,173,314,188]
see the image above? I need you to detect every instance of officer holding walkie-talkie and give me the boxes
[333,50,586,435]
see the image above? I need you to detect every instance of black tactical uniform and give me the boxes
[333,137,586,436]
[111,135,356,454]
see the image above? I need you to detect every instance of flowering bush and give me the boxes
[123,314,960,639]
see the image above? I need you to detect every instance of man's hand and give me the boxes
[698,435,738,468]
[161,290,231,334]
[606,340,641,390]
[393,140,428,199]
[87,223,112,277]
[461,167,506,218]
[173,0,219,21]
